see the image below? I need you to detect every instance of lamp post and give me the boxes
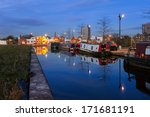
[118,13,125,92]
[118,13,125,40]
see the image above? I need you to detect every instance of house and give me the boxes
[0,40,7,45]
[35,36,48,45]
[19,34,49,45]
[19,34,35,45]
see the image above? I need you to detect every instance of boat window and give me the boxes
[84,45,86,48]
[91,46,93,50]
[145,46,150,55]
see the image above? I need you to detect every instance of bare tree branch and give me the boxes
[97,17,111,42]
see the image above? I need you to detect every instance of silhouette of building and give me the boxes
[81,25,91,42]
[142,23,150,41]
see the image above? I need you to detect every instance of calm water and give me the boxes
[36,47,150,100]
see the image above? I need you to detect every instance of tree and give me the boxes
[97,17,111,43]
[6,35,15,40]
[117,35,131,47]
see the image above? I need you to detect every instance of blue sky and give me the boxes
[0,0,150,37]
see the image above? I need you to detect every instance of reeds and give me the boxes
[0,45,31,99]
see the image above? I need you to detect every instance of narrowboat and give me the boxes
[60,36,81,52]
[124,59,150,96]
[135,41,150,59]
[50,42,61,52]
[124,41,150,72]
[80,55,117,65]
[79,42,111,57]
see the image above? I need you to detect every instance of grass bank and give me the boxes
[0,45,31,99]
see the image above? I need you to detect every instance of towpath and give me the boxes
[29,49,53,100]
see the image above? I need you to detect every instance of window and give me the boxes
[91,46,93,50]
[145,46,150,55]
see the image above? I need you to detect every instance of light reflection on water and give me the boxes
[35,47,150,100]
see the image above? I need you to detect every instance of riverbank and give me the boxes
[0,45,31,99]
[111,48,135,57]
[29,49,53,100]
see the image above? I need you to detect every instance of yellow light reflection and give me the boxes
[34,46,48,55]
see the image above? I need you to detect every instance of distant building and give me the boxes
[96,36,103,43]
[35,36,48,45]
[81,25,91,42]
[19,34,49,45]
[142,23,150,41]
[0,40,7,45]
[19,34,35,45]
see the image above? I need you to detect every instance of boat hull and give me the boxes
[123,58,150,74]
[79,49,111,58]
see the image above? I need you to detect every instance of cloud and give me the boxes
[0,0,32,8]
[68,17,84,22]
[11,17,47,26]
[143,9,150,18]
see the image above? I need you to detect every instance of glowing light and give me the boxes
[64,58,67,62]
[119,13,125,19]
[88,70,91,74]
[73,62,76,66]
[120,85,125,92]
[88,25,91,28]
[44,34,48,37]
[58,55,60,58]
[121,14,125,18]
[45,54,48,58]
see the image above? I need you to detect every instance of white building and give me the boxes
[26,37,36,45]
[0,40,7,45]
[96,36,103,43]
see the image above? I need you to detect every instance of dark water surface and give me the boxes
[37,49,150,100]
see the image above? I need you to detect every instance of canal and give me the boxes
[35,46,150,100]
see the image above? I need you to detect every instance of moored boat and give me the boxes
[79,42,111,57]
[80,55,117,65]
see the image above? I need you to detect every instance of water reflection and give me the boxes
[118,59,125,93]
[36,48,150,99]
[58,50,117,78]
[34,46,49,58]
[34,46,48,55]
[124,59,150,96]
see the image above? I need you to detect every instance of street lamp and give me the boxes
[118,14,125,93]
[118,13,125,39]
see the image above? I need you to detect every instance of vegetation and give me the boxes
[0,35,18,44]
[97,17,111,42]
[110,33,144,48]
[0,45,31,99]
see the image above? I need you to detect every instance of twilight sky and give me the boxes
[0,0,150,37]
